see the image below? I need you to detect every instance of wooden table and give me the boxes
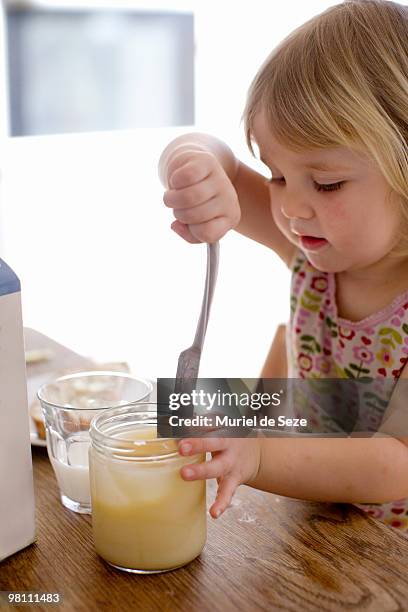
[1,330,408,611]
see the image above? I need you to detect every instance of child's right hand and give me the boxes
[178,435,262,518]
[161,147,241,244]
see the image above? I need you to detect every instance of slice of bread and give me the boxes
[30,399,46,440]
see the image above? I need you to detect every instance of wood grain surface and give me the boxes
[1,330,408,611]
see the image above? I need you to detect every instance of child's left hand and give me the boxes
[178,437,261,518]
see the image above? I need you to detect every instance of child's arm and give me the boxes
[179,434,408,518]
[248,436,408,504]
[158,133,295,265]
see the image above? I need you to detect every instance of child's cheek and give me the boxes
[324,197,348,224]
[322,199,352,239]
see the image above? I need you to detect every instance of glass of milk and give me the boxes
[38,371,153,514]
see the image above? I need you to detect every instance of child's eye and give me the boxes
[266,177,345,192]
[314,181,345,192]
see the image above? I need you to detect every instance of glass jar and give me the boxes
[89,405,207,573]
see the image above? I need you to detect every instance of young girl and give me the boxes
[158,0,408,534]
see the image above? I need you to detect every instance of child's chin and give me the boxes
[303,250,346,274]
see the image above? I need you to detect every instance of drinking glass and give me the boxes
[38,371,152,513]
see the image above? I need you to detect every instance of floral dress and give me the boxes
[287,249,408,535]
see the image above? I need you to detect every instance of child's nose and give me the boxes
[281,192,314,220]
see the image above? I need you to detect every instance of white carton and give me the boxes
[0,260,36,561]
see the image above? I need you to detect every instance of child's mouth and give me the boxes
[300,236,329,251]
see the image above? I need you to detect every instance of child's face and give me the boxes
[253,113,402,273]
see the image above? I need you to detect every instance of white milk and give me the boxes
[0,260,36,562]
[50,439,91,505]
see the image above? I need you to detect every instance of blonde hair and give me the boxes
[243,0,408,254]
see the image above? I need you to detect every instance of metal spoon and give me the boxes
[174,241,219,396]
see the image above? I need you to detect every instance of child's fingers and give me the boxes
[170,220,201,244]
[210,476,239,518]
[163,179,215,210]
[180,456,228,481]
[174,197,225,226]
[169,159,211,190]
[189,216,232,244]
[178,437,228,456]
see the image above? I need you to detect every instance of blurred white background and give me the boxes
[0,0,337,378]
